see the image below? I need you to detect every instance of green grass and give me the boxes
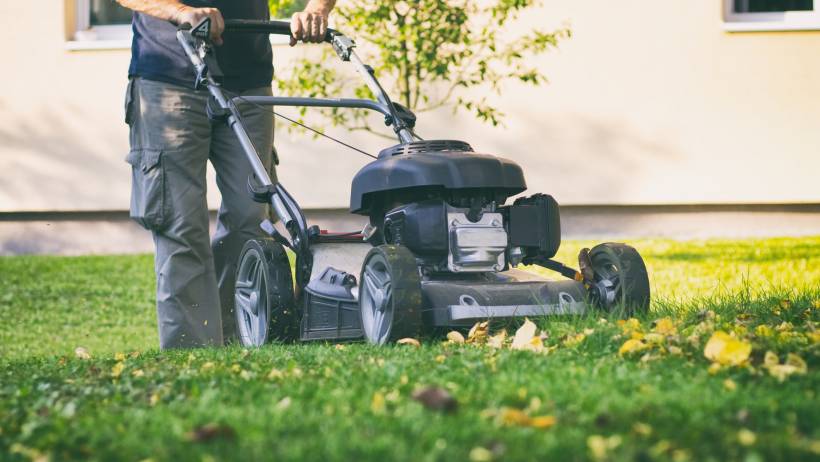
[1,237,819,461]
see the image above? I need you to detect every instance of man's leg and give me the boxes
[127,78,223,349]
[209,87,276,344]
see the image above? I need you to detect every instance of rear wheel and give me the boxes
[588,243,650,315]
[234,238,298,346]
[359,245,423,345]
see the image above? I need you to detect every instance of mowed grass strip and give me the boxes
[0,237,819,461]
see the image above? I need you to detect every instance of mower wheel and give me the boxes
[358,245,423,345]
[234,238,298,346]
[588,243,650,315]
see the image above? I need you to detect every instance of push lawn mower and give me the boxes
[177,19,651,346]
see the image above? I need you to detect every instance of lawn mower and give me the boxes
[177,18,651,347]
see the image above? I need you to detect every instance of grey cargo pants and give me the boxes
[125,77,275,349]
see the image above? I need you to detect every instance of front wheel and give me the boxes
[234,238,298,346]
[588,242,650,315]
[358,245,423,345]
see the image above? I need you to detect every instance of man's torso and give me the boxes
[128,0,273,91]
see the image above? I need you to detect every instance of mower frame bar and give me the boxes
[231,96,394,119]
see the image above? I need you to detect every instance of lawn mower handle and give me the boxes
[222,19,337,43]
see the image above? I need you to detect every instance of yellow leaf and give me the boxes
[618,339,648,356]
[653,317,677,335]
[467,321,489,344]
[530,415,557,429]
[808,330,820,344]
[755,325,774,337]
[267,368,284,380]
[334,344,346,350]
[511,318,537,350]
[564,333,586,347]
[776,321,793,332]
[763,351,779,368]
[644,333,664,345]
[487,329,507,349]
[114,352,126,362]
[668,346,683,355]
[230,364,242,374]
[397,338,421,347]
[779,299,792,309]
[74,347,91,360]
[132,369,145,378]
[499,407,531,426]
[764,351,807,382]
[787,353,808,373]
[201,361,215,372]
[111,362,125,378]
[446,331,465,344]
[703,331,751,366]
[587,435,622,461]
[812,299,820,309]
[371,392,386,414]
[723,379,737,391]
[149,392,160,406]
[707,362,722,375]
[633,422,653,437]
[435,354,446,363]
[469,447,493,462]
[738,428,756,446]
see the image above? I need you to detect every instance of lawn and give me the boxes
[0,237,818,461]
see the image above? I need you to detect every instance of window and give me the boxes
[71,0,133,47]
[724,0,820,31]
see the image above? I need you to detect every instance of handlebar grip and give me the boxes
[223,19,336,42]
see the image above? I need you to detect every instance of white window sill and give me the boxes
[65,39,132,51]
[723,20,820,32]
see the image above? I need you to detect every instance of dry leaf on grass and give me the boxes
[412,386,458,413]
[763,351,807,382]
[467,321,489,344]
[184,423,235,443]
[511,318,537,350]
[446,331,466,344]
[487,330,507,349]
[74,347,91,360]
[703,331,751,366]
[495,407,556,429]
[397,338,421,347]
[618,339,648,356]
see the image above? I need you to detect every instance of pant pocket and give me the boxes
[124,78,135,125]
[126,148,169,231]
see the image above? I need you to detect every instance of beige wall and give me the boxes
[1,0,819,212]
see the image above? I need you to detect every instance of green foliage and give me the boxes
[275,0,571,134]
[269,0,308,19]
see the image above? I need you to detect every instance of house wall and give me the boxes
[0,0,818,212]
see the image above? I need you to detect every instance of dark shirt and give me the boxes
[128,0,273,91]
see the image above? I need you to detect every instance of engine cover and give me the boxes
[349,141,527,215]
[447,212,507,273]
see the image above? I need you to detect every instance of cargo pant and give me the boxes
[125,77,275,349]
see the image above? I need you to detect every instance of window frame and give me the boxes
[68,0,133,50]
[723,0,820,31]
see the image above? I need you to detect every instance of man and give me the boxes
[117,0,335,349]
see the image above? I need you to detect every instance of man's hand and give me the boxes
[290,0,335,46]
[175,6,225,45]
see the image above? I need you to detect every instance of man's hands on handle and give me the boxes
[290,0,336,46]
[175,6,225,45]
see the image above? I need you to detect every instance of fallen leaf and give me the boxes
[467,321,489,344]
[371,392,386,414]
[529,415,557,429]
[737,428,756,446]
[469,446,493,462]
[132,369,145,378]
[114,352,126,361]
[588,434,622,461]
[563,333,586,347]
[499,407,531,426]
[487,330,507,349]
[275,396,291,411]
[511,319,537,350]
[435,354,446,363]
[111,362,125,378]
[618,339,648,356]
[643,333,665,345]
[184,423,235,443]
[412,386,458,413]
[267,368,284,380]
[653,317,677,335]
[200,362,215,372]
[703,331,751,366]
[763,351,807,382]
[334,344,346,350]
[446,331,465,344]
[755,325,774,337]
[397,338,421,347]
[74,347,91,360]
[723,379,737,391]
